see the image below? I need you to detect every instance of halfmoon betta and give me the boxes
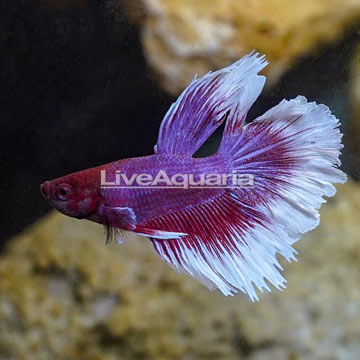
[41,53,346,301]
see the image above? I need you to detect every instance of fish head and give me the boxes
[40,169,101,219]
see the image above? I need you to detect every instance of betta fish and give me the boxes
[41,52,346,301]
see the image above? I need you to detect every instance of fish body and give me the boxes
[41,52,347,300]
[100,154,227,224]
[42,154,227,227]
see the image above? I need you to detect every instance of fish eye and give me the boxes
[55,184,72,201]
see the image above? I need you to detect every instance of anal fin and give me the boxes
[135,225,187,240]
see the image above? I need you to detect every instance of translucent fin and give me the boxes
[105,226,126,245]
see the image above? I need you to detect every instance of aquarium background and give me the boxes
[1,0,360,359]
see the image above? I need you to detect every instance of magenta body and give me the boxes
[41,153,230,229]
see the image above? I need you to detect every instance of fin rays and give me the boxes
[155,52,267,156]
[147,191,295,300]
[147,95,346,300]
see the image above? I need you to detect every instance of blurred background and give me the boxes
[1,0,360,359]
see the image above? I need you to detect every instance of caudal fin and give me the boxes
[219,95,346,241]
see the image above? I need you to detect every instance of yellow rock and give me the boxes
[124,0,360,95]
[0,181,360,359]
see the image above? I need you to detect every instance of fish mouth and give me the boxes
[40,181,50,199]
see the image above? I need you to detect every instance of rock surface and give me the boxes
[124,0,360,96]
[1,181,360,359]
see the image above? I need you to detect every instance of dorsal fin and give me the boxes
[155,52,267,156]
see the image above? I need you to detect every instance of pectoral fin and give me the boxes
[102,206,137,244]
[102,206,186,243]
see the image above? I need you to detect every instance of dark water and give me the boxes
[0,0,172,249]
[1,0,359,250]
